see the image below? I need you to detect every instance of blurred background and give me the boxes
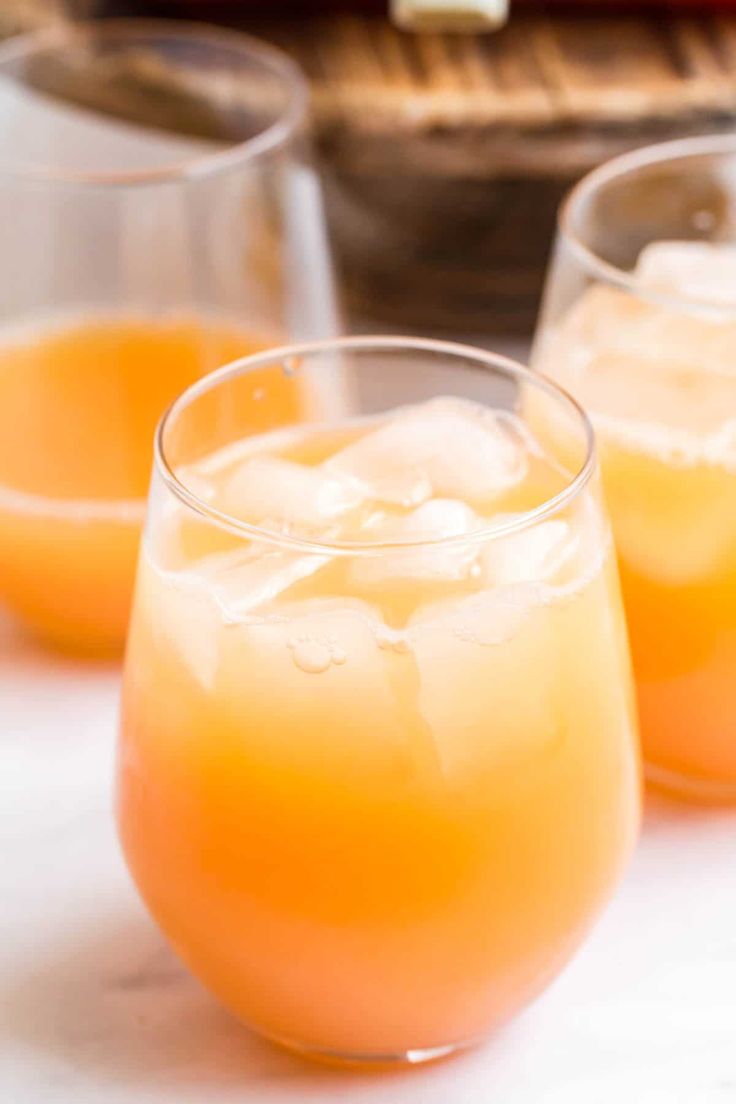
[5,0,736,340]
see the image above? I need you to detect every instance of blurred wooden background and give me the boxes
[4,2,736,332]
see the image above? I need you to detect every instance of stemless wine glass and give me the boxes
[0,19,337,654]
[533,135,736,801]
[118,335,640,1065]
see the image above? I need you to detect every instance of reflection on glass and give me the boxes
[0,20,338,652]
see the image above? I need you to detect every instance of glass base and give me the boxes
[646,761,736,805]
[263,1030,474,1068]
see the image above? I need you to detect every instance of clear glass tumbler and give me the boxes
[118,335,640,1065]
[533,135,736,801]
[0,19,337,654]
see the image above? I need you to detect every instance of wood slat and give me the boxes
[254,14,736,179]
[528,16,690,120]
[6,8,736,137]
[262,13,736,130]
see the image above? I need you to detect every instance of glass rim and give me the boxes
[0,18,309,189]
[155,334,597,557]
[558,133,736,315]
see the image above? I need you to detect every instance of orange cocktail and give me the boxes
[118,338,639,1063]
[0,20,336,654]
[538,244,736,798]
[0,315,293,653]
[534,136,736,800]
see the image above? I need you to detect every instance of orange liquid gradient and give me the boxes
[0,316,292,652]
[541,283,736,797]
[119,406,639,1058]
[602,440,736,795]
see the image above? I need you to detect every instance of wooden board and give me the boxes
[230,12,736,331]
[257,13,736,175]
[7,6,736,332]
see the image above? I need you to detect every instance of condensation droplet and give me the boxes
[287,635,346,674]
[283,355,300,378]
[289,638,332,674]
[376,628,410,655]
[252,387,265,401]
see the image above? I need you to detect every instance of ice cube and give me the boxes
[637,241,736,306]
[540,285,697,383]
[212,548,331,619]
[605,455,736,585]
[407,583,561,778]
[175,468,217,504]
[142,554,225,692]
[482,519,577,587]
[409,582,539,647]
[398,498,480,540]
[351,498,482,586]
[149,546,329,689]
[540,284,736,434]
[215,596,415,782]
[565,350,736,443]
[326,397,527,508]
[220,455,364,532]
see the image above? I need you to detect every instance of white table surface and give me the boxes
[2,610,736,1104]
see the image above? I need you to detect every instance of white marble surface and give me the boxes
[2,612,736,1104]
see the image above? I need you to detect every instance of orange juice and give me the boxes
[539,275,736,797]
[119,395,639,1060]
[0,315,291,652]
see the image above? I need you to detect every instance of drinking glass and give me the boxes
[533,135,736,801]
[0,19,337,654]
[118,335,640,1064]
